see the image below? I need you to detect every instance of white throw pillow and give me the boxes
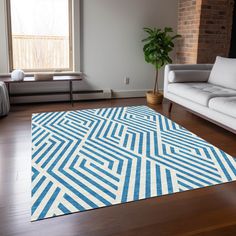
[208,56,236,90]
[168,70,210,83]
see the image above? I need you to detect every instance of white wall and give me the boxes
[0,0,178,101]
[81,0,178,93]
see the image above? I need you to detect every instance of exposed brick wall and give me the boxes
[197,0,234,63]
[177,0,202,64]
[177,0,234,64]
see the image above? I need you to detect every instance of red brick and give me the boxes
[176,0,234,64]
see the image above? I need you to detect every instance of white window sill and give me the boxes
[0,71,82,78]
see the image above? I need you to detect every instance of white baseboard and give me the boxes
[112,89,164,98]
[73,89,112,100]
[112,89,148,98]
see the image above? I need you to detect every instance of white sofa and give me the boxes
[164,56,236,133]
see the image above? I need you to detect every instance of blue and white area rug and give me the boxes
[31,106,236,221]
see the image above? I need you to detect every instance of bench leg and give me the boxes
[69,81,73,106]
[6,83,11,105]
[168,102,173,113]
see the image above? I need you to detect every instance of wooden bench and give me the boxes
[0,75,82,106]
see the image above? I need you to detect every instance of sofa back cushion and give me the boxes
[208,56,236,89]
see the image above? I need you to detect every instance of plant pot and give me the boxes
[146,91,163,105]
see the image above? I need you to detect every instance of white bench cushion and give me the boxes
[168,83,236,106]
[209,96,236,119]
[208,56,236,90]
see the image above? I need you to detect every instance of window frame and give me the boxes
[6,0,74,73]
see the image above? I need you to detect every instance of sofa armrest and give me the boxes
[164,64,213,97]
[168,70,211,83]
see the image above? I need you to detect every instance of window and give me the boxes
[7,0,73,72]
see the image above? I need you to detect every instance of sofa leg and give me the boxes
[168,102,173,113]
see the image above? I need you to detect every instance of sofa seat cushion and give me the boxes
[209,97,236,118]
[167,83,236,106]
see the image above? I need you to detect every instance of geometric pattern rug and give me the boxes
[31,106,236,221]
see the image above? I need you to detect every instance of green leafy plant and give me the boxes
[142,27,181,94]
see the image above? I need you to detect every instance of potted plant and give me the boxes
[142,27,181,105]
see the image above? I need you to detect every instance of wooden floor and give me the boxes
[0,98,235,236]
